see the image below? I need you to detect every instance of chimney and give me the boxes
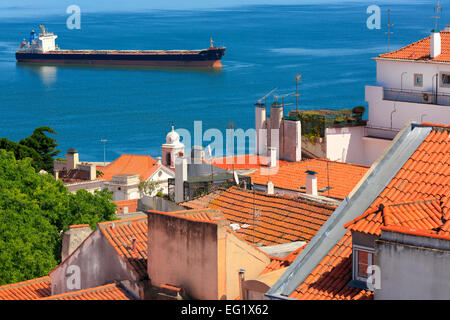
[431,30,442,58]
[268,147,278,168]
[175,156,188,203]
[305,170,318,196]
[267,181,274,195]
[61,224,92,261]
[156,157,162,166]
[255,103,267,156]
[89,163,96,181]
[66,148,79,170]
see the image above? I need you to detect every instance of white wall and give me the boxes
[365,85,450,129]
[325,126,365,164]
[376,59,450,93]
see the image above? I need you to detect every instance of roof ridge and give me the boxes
[98,216,146,228]
[228,186,337,209]
[0,276,50,290]
[41,282,127,300]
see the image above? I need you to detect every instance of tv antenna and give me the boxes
[431,0,442,31]
[256,87,278,106]
[273,92,294,107]
[385,9,394,52]
[295,74,302,112]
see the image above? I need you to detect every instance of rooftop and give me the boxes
[209,154,290,171]
[248,159,369,200]
[0,276,51,300]
[345,126,449,237]
[207,186,337,246]
[98,216,148,279]
[270,123,449,300]
[41,283,135,300]
[289,231,373,300]
[114,199,139,215]
[98,154,160,181]
[378,31,450,63]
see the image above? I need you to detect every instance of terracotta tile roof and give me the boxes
[0,276,51,300]
[345,127,450,237]
[210,154,290,171]
[41,283,135,300]
[378,31,450,63]
[180,189,225,209]
[248,159,369,200]
[289,231,373,300]
[148,209,220,225]
[99,154,160,181]
[260,244,306,276]
[99,216,148,279]
[345,198,450,237]
[114,199,139,214]
[380,225,450,241]
[207,187,337,246]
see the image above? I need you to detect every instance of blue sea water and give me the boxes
[0,2,441,161]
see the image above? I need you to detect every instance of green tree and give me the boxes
[20,126,59,172]
[0,126,60,172]
[0,150,117,285]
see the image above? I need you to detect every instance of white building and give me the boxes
[326,29,450,165]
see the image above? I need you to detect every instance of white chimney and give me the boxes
[175,156,188,203]
[156,157,162,166]
[431,31,442,58]
[305,170,318,197]
[268,147,278,168]
[267,181,274,195]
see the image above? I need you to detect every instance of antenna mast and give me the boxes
[385,9,394,52]
[431,0,442,31]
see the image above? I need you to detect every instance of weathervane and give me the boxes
[385,9,394,52]
[431,0,442,31]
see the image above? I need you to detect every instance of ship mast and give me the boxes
[40,25,46,36]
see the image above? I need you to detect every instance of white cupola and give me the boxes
[161,126,185,169]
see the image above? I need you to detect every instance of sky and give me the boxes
[0,0,426,18]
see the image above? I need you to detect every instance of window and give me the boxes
[353,245,374,282]
[441,72,450,87]
[414,74,423,87]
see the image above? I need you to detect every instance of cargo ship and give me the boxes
[16,26,226,68]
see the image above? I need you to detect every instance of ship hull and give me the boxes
[15,48,225,68]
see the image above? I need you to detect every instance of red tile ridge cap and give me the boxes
[40,282,127,300]
[97,216,145,228]
[380,225,450,242]
[420,122,450,129]
[227,186,337,209]
[344,207,380,229]
[0,276,50,290]
[69,224,90,229]
[147,209,218,225]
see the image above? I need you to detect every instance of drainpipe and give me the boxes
[420,114,427,123]
[238,269,246,300]
[390,103,397,129]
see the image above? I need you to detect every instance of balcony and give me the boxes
[384,88,450,106]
